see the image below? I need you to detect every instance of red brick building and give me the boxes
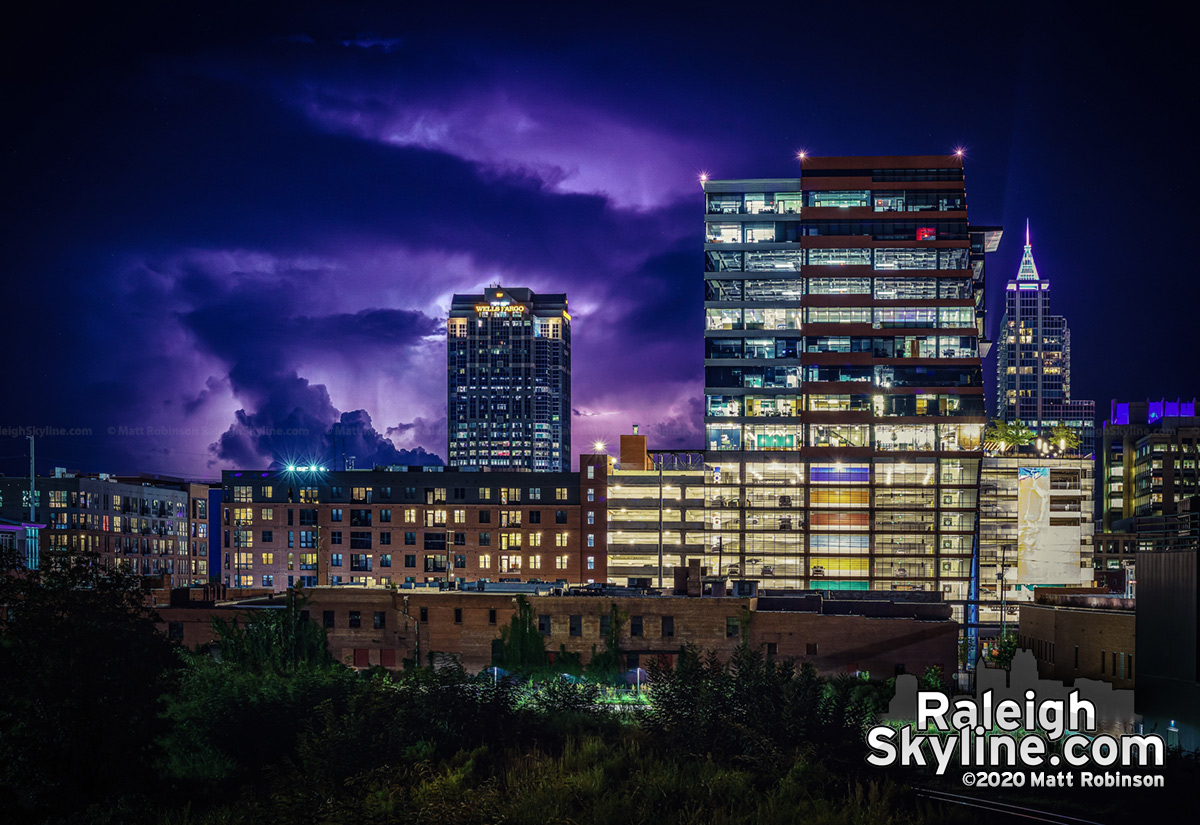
[220,461,608,592]
[301,585,958,678]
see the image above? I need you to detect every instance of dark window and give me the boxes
[726,617,739,638]
[766,642,778,656]
[330,508,343,522]
[488,609,497,625]
[261,530,273,543]
[350,509,371,526]
[404,554,416,568]
[349,611,361,628]
[454,532,466,546]
[424,532,447,551]
[454,608,463,624]
[478,510,491,524]
[661,616,674,638]
[895,663,906,676]
[454,554,467,569]
[630,615,643,637]
[380,509,392,523]
[404,531,416,545]
[599,613,611,637]
[380,532,391,545]
[1101,650,1106,674]
[323,610,335,629]
[538,614,551,636]
[556,510,568,524]
[287,509,294,526]
[374,611,386,629]
[569,615,582,637]
[529,511,541,524]
[626,652,640,669]
[479,532,491,546]
[350,531,372,549]
[330,531,342,545]
[300,509,318,526]
[806,642,818,655]
[419,607,428,622]
[168,622,184,642]
[379,554,391,567]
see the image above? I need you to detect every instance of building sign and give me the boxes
[1016,467,1082,585]
[475,303,526,316]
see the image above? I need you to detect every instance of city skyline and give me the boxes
[3,3,1196,481]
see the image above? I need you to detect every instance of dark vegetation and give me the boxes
[1,550,1192,824]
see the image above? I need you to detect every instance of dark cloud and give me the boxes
[2,3,1197,480]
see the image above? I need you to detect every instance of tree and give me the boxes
[495,595,548,673]
[985,419,1034,453]
[1045,424,1082,454]
[584,602,625,683]
[210,590,333,675]
[992,630,1019,670]
[0,548,180,818]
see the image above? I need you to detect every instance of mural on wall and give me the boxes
[1017,467,1084,585]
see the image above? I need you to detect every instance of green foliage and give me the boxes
[1045,424,1082,453]
[210,591,334,675]
[0,549,181,820]
[994,630,1019,670]
[985,419,1035,452]
[495,595,548,673]
[583,602,624,683]
[919,665,946,694]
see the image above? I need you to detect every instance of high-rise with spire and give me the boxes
[995,222,1095,454]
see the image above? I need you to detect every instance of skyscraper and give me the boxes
[995,223,1095,454]
[448,286,571,471]
[701,156,999,620]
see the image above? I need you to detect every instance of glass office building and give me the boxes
[448,286,571,471]
[995,223,1096,455]
[701,157,999,621]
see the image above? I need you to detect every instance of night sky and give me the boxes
[3,1,1195,481]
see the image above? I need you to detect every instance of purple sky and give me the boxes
[3,2,1196,480]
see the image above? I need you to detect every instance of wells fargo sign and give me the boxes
[475,303,526,315]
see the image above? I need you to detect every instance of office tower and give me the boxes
[702,156,999,621]
[220,462,606,590]
[995,223,1096,454]
[1102,398,1200,529]
[448,286,571,471]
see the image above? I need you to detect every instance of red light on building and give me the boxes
[917,227,936,241]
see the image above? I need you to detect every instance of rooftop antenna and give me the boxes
[28,435,34,521]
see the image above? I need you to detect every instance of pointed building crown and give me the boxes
[1017,219,1039,281]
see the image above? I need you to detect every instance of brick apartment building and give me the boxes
[0,470,197,587]
[218,461,609,592]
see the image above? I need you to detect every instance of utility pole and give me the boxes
[657,459,664,589]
